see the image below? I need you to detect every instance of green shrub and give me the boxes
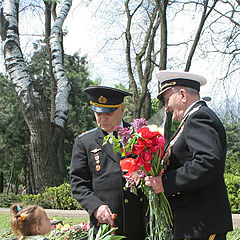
[0,192,23,208]
[225,151,240,176]
[0,183,82,210]
[22,193,43,206]
[1,179,239,214]
[41,183,82,210]
[225,174,240,214]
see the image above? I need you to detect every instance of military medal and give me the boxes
[90,148,102,172]
[94,153,101,171]
[90,148,101,154]
[96,165,101,171]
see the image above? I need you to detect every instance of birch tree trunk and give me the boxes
[0,0,72,193]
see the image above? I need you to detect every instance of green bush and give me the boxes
[22,193,44,206]
[225,174,240,214]
[1,179,239,214]
[41,183,82,210]
[0,192,23,208]
[225,151,240,176]
[0,183,82,210]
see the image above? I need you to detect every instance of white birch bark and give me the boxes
[0,0,70,192]
[1,0,33,108]
[50,0,72,128]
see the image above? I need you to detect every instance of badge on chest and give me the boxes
[90,148,102,172]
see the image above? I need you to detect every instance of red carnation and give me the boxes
[120,158,139,173]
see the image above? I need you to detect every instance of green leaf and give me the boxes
[100,235,126,240]
[88,227,94,240]
[103,135,111,146]
[96,224,110,239]
[98,227,122,239]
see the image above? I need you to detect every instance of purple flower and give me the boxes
[114,126,132,145]
[130,118,148,132]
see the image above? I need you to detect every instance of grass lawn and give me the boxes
[0,213,11,234]
[0,212,239,240]
[0,212,89,239]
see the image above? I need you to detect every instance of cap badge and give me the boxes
[98,96,107,104]
[160,81,176,91]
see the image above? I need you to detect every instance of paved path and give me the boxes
[0,208,89,218]
[1,208,239,228]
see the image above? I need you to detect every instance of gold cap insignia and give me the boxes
[160,81,176,92]
[98,96,107,104]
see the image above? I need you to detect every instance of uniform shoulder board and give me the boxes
[78,127,97,138]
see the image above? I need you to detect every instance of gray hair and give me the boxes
[172,86,200,97]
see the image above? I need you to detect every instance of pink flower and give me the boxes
[130,118,148,131]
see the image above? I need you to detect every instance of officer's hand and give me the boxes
[93,205,114,225]
[145,175,164,194]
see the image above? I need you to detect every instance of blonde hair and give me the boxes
[10,204,41,237]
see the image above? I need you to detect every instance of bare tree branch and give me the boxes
[124,0,141,117]
[185,0,218,71]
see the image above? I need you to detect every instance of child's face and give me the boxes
[36,207,51,235]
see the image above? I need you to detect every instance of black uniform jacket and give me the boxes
[70,121,148,239]
[162,101,233,239]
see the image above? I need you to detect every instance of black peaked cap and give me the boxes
[84,86,132,113]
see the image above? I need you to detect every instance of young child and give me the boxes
[10,204,51,240]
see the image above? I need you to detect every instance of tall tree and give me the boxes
[0,0,72,193]
[0,47,95,194]
[125,0,160,120]
[155,0,171,142]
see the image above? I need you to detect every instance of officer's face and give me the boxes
[94,104,125,132]
[163,87,186,122]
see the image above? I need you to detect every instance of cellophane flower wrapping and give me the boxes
[103,118,173,240]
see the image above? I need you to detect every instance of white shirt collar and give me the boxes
[183,100,204,118]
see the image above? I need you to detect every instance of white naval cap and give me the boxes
[156,70,207,100]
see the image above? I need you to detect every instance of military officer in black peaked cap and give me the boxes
[145,71,233,240]
[70,86,148,240]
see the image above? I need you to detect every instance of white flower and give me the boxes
[147,124,164,135]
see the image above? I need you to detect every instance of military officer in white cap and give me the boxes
[70,86,148,240]
[145,70,233,240]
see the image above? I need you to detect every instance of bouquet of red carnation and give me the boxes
[103,118,173,240]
